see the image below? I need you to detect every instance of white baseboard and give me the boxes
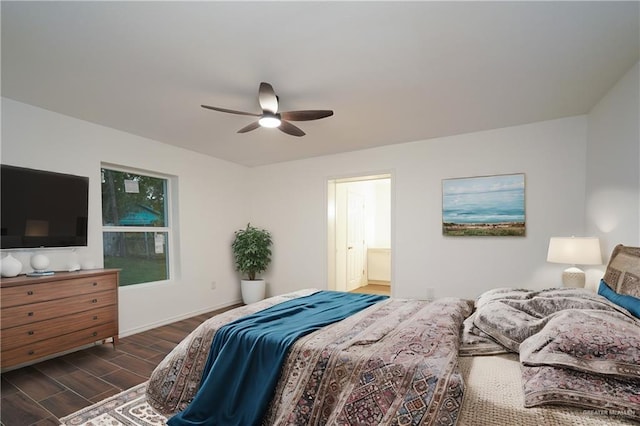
[367,280,391,286]
[118,299,243,338]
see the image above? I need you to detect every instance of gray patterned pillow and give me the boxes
[522,364,640,421]
[520,309,640,379]
[603,245,640,297]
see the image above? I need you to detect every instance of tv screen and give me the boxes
[1,165,89,249]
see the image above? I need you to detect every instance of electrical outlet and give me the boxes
[211,281,216,290]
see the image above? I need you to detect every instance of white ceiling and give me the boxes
[2,1,638,167]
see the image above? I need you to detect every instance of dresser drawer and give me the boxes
[0,322,118,369]
[1,306,117,350]
[1,290,116,329]
[1,273,117,308]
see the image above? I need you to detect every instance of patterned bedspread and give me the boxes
[462,287,631,353]
[265,297,473,425]
[146,291,473,426]
[462,288,640,422]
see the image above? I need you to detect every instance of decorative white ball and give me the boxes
[31,254,50,271]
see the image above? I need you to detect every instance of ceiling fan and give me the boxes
[201,82,333,137]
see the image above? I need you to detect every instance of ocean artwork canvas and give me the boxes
[442,173,525,236]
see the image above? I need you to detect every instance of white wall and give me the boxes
[1,98,249,335]
[250,116,588,299]
[371,179,391,248]
[586,61,640,258]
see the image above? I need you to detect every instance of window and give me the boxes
[101,167,171,286]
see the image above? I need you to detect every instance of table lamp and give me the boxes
[546,236,602,287]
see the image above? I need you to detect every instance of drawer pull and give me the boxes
[27,291,34,296]
[93,332,98,337]
[28,350,35,355]
[93,282,98,286]
[93,316,98,320]
[27,312,34,317]
[92,299,98,303]
[28,331,34,335]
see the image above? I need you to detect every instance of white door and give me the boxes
[346,190,366,290]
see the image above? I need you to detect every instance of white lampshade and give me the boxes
[547,237,602,265]
[547,237,601,287]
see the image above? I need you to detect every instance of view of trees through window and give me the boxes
[101,168,170,286]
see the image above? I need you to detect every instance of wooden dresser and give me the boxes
[1,269,119,370]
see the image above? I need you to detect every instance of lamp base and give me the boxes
[562,266,585,288]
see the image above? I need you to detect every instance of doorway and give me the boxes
[327,173,392,296]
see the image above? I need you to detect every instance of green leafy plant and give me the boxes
[232,223,272,281]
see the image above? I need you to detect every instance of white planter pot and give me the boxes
[241,279,266,305]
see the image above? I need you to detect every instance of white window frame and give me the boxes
[101,164,174,286]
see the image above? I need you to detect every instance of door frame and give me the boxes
[326,171,394,295]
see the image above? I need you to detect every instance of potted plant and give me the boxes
[232,223,273,304]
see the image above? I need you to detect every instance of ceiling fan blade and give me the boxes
[280,110,334,121]
[201,105,260,117]
[258,82,279,114]
[278,120,305,137]
[237,121,261,133]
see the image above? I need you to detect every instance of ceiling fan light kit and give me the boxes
[201,82,333,137]
[258,114,281,128]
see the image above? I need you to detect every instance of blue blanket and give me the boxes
[167,291,387,426]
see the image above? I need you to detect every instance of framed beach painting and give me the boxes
[442,173,525,236]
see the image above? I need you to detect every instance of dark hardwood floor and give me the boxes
[1,304,241,426]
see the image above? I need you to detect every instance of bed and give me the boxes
[146,245,640,425]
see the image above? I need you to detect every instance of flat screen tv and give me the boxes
[1,164,89,249]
